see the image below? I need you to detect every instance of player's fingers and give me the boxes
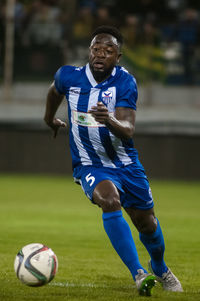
[91,112,108,118]
[97,102,106,107]
[97,108,108,112]
[92,114,109,122]
[53,127,58,138]
[54,118,67,127]
[60,121,67,127]
[88,107,97,112]
[90,103,106,111]
[97,106,108,112]
[96,117,108,123]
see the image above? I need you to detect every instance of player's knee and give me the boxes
[137,215,157,234]
[103,195,121,212]
[94,193,121,212]
[93,180,121,212]
[133,211,157,234]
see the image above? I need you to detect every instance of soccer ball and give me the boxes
[14,243,58,286]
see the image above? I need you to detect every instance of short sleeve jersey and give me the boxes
[54,63,141,169]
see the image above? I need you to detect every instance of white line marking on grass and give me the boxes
[50,282,135,289]
[50,282,108,288]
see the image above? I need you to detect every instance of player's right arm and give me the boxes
[44,82,66,138]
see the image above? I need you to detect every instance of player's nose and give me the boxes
[96,48,106,58]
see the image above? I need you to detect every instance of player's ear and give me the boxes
[117,53,122,63]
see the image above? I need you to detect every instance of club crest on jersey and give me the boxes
[101,90,113,105]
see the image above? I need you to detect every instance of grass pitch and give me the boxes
[0,174,200,301]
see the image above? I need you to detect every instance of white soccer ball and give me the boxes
[14,243,58,286]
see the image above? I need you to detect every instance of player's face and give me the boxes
[89,33,121,83]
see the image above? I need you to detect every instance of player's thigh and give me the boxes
[93,180,121,211]
[120,164,154,210]
[73,165,122,204]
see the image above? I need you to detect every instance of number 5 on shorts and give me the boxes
[86,173,95,187]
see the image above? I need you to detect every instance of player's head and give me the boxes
[89,26,123,83]
[91,25,123,51]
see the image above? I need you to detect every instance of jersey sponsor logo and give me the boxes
[72,110,105,127]
[70,88,90,96]
[101,90,113,105]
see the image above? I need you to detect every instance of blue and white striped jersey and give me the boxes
[54,63,141,169]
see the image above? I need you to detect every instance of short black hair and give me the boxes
[91,25,123,47]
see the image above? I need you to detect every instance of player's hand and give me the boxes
[88,102,109,124]
[48,118,67,138]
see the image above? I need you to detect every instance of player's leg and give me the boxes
[121,163,182,292]
[93,180,156,296]
[92,180,147,281]
[125,207,183,292]
[125,207,168,277]
[74,165,156,295]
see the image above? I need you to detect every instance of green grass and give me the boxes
[0,174,200,300]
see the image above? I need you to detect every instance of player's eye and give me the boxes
[106,50,113,55]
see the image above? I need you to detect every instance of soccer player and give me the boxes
[44,25,183,296]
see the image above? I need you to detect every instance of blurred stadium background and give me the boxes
[0,0,200,179]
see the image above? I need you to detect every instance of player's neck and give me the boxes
[93,73,110,84]
[89,64,114,84]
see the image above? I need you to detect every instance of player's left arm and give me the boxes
[89,102,135,140]
[44,82,67,138]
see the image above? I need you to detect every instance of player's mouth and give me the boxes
[93,61,105,70]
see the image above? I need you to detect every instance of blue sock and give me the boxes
[139,219,168,277]
[102,210,146,281]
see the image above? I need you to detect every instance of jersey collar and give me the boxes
[86,63,116,87]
